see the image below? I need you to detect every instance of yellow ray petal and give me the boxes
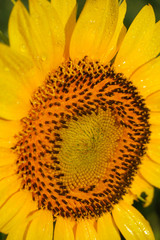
[9,0,65,73]
[0,175,21,207]
[0,191,29,232]
[140,155,160,188]
[52,0,76,27]
[112,201,155,240]
[28,0,65,72]
[116,25,127,52]
[0,120,20,147]
[130,174,154,207]
[129,57,160,98]
[150,125,160,140]
[0,165,17,181]
[6,222,28,240]
[147,140,160,164]
[25,210,53,240]
[0,119,20,138]
[9,1,35,61]
[54,217,74,240]
[97,213,120,240]
[0,43,34,120]
[114,5,156,77]
[0,148,16,166]
[0,138,16,148]
[149,112,160,125]
[76,219,98,240]
[146,91,160,112]
[70,0,118,61]
[101,0,127,63]
[52,0,77,59]
[1,191,37,233]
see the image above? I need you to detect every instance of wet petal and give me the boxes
[0,43,33,120]
[129,57,160,98]
[102,0,127,63]
[76,219,98,240]
[114,5,156,77]
[97,213,120,240]
[70,0,118,61]
[112,201,155,240]
[51,0,77,59]
[54,217,74,240]
[25,210,53,240]
[29,0,65,72]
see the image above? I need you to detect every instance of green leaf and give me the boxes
[0,31,9,45]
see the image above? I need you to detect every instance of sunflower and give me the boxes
[0,0,160,239]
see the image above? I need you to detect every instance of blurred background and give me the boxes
[0,0,160,239]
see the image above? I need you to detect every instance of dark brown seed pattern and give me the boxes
[13,57,151,220]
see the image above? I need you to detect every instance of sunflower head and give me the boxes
[0,0,160,239]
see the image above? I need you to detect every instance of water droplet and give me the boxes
[90,19,96,23]
[41,55,47,62]
[20,44,26,53]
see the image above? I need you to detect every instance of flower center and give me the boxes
[59,108,122,190]
[13,57,151,220]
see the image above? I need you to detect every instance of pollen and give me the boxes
[13,57,151,220]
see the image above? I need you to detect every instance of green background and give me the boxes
[0,0,160,239]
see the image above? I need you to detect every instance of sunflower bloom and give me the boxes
[0,0,160,239]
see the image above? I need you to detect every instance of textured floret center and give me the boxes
[59,108,122,189]
[13,57,150,220]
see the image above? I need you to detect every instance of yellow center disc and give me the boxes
[59,108,122,189]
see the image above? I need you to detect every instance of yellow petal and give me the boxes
[0,175,21,207]
[52,0,76,27]
[9,0,65,73]
[129,57,160,98]
[116,25,127,52]
[140,155,160,188]
[0,165,16,181]
[0,43,33,120]
[97,213,120,240]
[52,0,77,59]
[0,120,20,147]
[0,138,16,148]
[1,191,37,233]
[114,5,156,77]
[112,201,155,240]
[6,222,28,240]
[26,210,53,240]
[0,148,16,166]
[149,112,160,125]
[8,1,35,61]
[150,125,160,140]
[54,217,74,240]
[130,174,154,207]
[0,191,28,232]
[76,219,99,240]
[28,0,65,72]
[146,91,160,112]
[101,0,127,63]
[70,0,118,61]
[147,140,160,164]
